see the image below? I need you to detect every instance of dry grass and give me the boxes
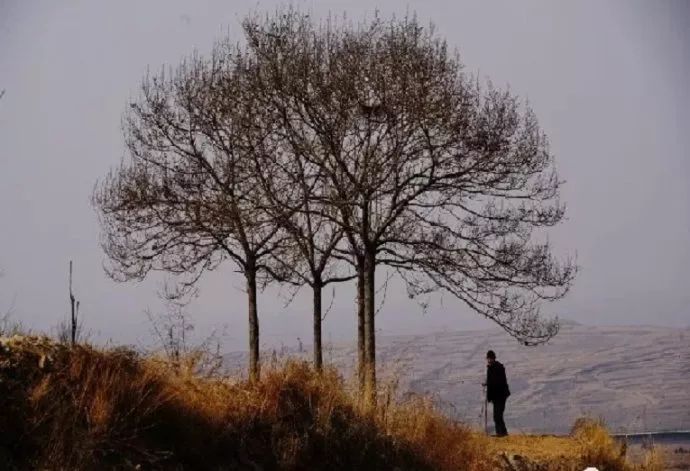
[486,418,664,470]
[485,433,581,462]
[0,335,665,470]
[570,418,664,471]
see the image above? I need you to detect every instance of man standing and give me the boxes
[486,350,510,436]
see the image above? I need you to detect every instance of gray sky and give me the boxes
[1,0,689,351]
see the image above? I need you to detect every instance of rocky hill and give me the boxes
[368,323,690,434]
[226,323,690,434]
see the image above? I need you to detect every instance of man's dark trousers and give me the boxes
[493,397,508,436]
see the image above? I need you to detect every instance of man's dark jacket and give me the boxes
[486,361,510,403]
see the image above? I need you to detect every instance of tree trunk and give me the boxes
[363,250,376,406]
[357,267,366,392]
[313,283,323,372]
[246,262,260,382]
[69,260,76,347]
[71,304,77,346]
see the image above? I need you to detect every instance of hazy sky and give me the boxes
[1,0,689,351]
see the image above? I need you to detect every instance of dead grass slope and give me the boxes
[0,335,663,470]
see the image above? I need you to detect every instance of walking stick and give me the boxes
[482,383,488,435]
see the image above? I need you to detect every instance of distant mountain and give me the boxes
[225,324,690,434]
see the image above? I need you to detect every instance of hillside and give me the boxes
[375,323,690,434]
[0,334,664,470]
[228,323,689,434]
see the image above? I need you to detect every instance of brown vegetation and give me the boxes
[0,336,661,470]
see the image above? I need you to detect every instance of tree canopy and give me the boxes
[94,9,576,397]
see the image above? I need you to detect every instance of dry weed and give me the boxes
[0,336,667,470]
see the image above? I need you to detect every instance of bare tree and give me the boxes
[145,288,224,377]
[58,260,84,345]
[93,47,286,381]
[254,135,355,372]
[244,10,576,402]
[69,261,79,345]
[95,9,575,397]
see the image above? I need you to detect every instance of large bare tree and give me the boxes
[95,9,575,398]
[244,10,576,401]
[93,49,285,381]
